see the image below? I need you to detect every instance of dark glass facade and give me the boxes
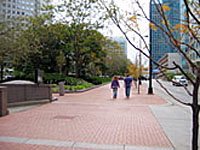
[150,0,181,67]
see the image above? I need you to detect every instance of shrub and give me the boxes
[64,83,93,91]
[83,76,111,85]
[12,71,34,81]
[65,76,88,85]
[43,73,65,84]
[52,87,59,92]
[51,84,57,88]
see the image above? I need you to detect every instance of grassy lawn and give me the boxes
[51,83,94,92]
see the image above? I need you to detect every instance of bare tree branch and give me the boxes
[183,0,200,25]
[181,42,200,57]
[136,0,198,72]
[157,66,193,96]
[184,0,200,45]
[156,79,192,106]
[101,0,180,72]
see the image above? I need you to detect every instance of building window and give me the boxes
[13,10,15,14]
[22,12,25,15]
[17,11,20,14]
[8,4,11,7]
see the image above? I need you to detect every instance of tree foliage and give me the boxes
[51,0,106,77]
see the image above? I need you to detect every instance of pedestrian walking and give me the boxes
[111,76,120,99]
[124,74,133,98]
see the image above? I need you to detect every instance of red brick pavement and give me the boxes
[0,82,172,149]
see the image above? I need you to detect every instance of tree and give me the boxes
[128,56,139,80]
[100,0,200,149]
[52,0,106,77]
[101,38,129,76]
[13,15,61,79]
[79,30,107,76]
[0,22,16,80]
[13,16,109,79]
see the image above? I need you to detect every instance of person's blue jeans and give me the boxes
[113,88,118,98]
[125,87,131,98]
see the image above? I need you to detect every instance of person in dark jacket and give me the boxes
[124,74,133,98]
[111,76,120,99]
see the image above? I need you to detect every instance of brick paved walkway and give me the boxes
[0,82,173,150]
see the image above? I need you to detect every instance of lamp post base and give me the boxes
[148,87,153,94]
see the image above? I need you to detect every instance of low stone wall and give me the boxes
[0,86,8,116]
[0,84,52,104]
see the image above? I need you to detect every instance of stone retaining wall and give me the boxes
[0,84,52,104]
[0,87,8,116]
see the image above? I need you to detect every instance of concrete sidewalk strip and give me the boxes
[0,136,28,144]
[73,142,124,150]
[0,136,74,147]
[25,138,74,147]
[0,136,173,150]
[125,145,174,150]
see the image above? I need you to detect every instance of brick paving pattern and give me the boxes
[0,82,173,150]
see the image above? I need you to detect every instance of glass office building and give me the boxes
[150,0,182,67]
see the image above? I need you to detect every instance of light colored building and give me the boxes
[0,0,44,22]
[158,53,181,74]
[112,37,127,57]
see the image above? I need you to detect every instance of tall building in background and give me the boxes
[150,0,182,67]
[112,37,128,57]
[180,0,200,73]
[0,0,44,23]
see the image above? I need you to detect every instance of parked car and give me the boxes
[3,74,12,79]
[172,75,188,86]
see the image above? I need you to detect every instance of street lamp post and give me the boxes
[148,0,153,94]
[138,39,142,94]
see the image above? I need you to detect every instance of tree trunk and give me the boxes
[0,65,4,81]
[192,75,200,150]
[59,66,62,74]
[35,69,38,83]
[75,60,80,78]
[192,105,199,150]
